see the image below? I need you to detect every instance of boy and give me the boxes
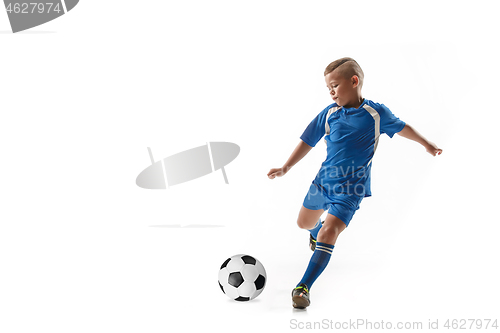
[267,57,442,309]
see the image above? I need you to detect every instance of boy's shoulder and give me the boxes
[363,99,390,111]
[319,102,341,117]
[323,102,339,112]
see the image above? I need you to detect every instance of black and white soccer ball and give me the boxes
[218,254,267,301]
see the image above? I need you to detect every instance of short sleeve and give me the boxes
[300,104,333,147]
[378,104,406,138]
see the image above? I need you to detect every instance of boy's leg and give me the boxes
[293,194,363,308]
[297,213,346,287]
[292,214,346,309]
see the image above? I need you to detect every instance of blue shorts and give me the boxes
[302,182,363,227]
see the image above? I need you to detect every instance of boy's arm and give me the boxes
[397,124,443,156]
[268,140,313,179]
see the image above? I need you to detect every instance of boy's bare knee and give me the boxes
[320,224,342,238]
[297,218,310,230]
[296,207,323,230]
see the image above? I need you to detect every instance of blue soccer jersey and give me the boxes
[300,99,406,197]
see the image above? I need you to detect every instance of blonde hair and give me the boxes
[324,57,364,87]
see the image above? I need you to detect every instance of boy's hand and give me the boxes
[425,142,443,156]
[268,167,288,179]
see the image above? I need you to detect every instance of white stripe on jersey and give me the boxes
[324,106,342,144]
[362,105,381,166]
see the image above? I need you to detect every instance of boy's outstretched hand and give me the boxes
[268,167,287,179]
[426,142,443,156]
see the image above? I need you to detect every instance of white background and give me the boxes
[1,1,499,332]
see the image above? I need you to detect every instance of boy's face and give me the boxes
[325,70,361,108]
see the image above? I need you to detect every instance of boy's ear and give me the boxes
[351,75,360,87]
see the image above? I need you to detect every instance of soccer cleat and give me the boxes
[292,283,310,309]
[309,234,317,251]
[309,220,324,251]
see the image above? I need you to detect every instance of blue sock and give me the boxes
[297,242,334,289]
[308,218,323,239]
